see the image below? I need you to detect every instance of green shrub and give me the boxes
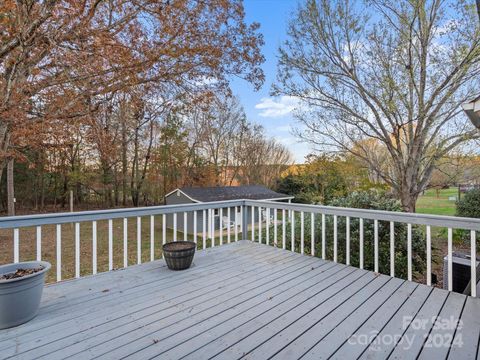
[455,189,480,244]
[267,190,426,280]
[456,189,480,218]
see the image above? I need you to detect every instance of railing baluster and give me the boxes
[13,228,19,263]
[137,216,141,264]
[447,227,453,291]
[333,215,337,262]
[266,208,270,246]
[235,206,239,242]
[36,226,42,261]
[390,221,395,277]
[162,214,166,247]
[219,208,223,245]
[108,219,113,271]
[150,215,155,261]
[274,208,278,247]
[258,207,262,244]
[75,222,81,277]
[359,218,364,269]
[346,216,350,265]
[311,213,315,256]
[93,221,97,274]
[211,209,215,247]
[374,219,378,273]
[227,207,231,243]
[173,213,177,241]
[194,210,198,244]
[321,214,326,259]
[184,212,188,242]
[202,209,206,249]
[408,223,412,282]
[173,213,177,242]
[426,225,431,286]
[208,209,212,240]
[251,206,255,241]
[282,208,286,250]
[207,209,211,246]
[471,230,476,297]
[56,224,62,282]
[123,218,128,268]
[291,210,295,252]
[300,211,305,254]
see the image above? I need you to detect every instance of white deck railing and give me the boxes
[0,200,479,297]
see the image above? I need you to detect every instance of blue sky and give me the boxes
[229,0,312,164]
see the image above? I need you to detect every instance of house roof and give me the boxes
[166,185,294,202]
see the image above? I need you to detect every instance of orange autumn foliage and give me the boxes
[0,0,264,171]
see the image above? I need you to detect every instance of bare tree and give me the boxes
[235,124,293,187]
[275,0,480,211]
[195,95,245,185]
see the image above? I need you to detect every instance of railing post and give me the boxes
[242,203,248,240]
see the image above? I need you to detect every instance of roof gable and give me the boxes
[166,185,293,202]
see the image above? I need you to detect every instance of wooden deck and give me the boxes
[0,240,478,360]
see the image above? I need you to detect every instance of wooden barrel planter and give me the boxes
[162,241,196,270]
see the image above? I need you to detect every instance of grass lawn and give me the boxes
[416,187,458,216]
[415,187,474,289]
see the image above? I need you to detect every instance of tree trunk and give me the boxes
[399,187,418,213]
[40,158,45,209]
[121,115,128,206]
[7,158,14,216]
[131,124,139,207]
[113,163,119,206]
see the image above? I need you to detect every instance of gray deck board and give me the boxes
[213,268,369,360]
[357,284,433,359]
[40,252,319,359]
[0,246,305,358]
[448,296,480,360]
[0,243,282,349]
[0,240,477,360]
[182,266,354,360]
[388,287,449,359]
[307,279,414,359]
[300,277,405,360]
[417,291,466,360]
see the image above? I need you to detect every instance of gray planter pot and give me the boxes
[0,261,51,329]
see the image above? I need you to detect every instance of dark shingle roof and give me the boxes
[174,185,293,202]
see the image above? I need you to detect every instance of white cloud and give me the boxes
[193,76,218,87]
[255,96,298,118]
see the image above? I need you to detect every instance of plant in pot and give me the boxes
[0,261,51,329]
[162,241,196,270]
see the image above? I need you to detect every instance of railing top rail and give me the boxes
[245,200,480,231]
[1,198,480,231]
[0,200,245,228]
